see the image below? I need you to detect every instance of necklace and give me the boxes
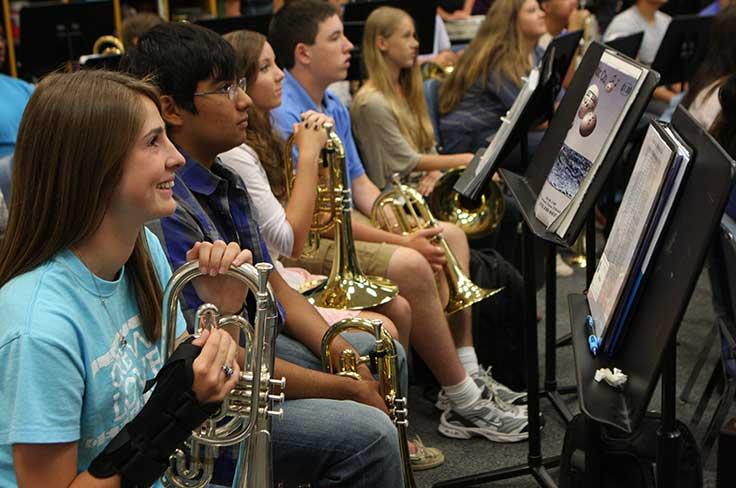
[90,266,128,351]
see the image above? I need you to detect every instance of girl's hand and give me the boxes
[190,328,241,403]
[418,170,443,196]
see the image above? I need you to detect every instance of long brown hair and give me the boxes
[224,29,289,200]
[439,0,533,114]
[0,70,165,342]
[682,6,736,109]
[358,6,435,152]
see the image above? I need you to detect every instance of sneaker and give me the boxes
[474,366,528,406]
[435,375,527,413]
[409,436,445,471]
[438,397,529,443]
[556,255,574,277]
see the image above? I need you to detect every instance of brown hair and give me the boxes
[0,70,165,342]
[224,30,289,200]
[439,0,533,114]
[358,7,435,153]
[120,12,164,50]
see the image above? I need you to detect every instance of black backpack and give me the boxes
[559,412,702,488]
[469,248,527,391]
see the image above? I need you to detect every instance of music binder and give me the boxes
[569,105,734,434]
[587,121,693,353]
[534,49,649,237]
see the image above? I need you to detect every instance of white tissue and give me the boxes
[594,368,628,388]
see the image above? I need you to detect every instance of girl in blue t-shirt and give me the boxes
[0,70,251,487]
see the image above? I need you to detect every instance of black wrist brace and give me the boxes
[88,338,221,488]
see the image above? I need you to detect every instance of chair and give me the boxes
[689,214,736,463]
[423,78,444,152]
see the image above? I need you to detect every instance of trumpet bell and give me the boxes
[427,168,505,238]
[303,270,398,310]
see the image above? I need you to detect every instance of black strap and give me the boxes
[88,338,221,487]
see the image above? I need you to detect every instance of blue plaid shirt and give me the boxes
[149,147,285,330]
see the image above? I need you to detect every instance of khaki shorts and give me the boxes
[280,212,397,277]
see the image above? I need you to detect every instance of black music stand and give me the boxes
[567,106,734,488]
[19,0,115,80]
[435,42,658,488]
[604,31,644,60]
[342,0,436,55]
[194,13,271,36]
[650,14,712,86]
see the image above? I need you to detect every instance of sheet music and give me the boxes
[534,51,646,237]
[464,67,541,195]
[587,124,674,338]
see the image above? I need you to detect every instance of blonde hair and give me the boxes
[439,0,533,114]
[359,6,435,153]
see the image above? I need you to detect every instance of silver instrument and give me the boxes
[160,261,285,488]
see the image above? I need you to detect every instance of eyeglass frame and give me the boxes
[193,78,247,101]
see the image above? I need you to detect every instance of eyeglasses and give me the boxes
[193,78,247,101]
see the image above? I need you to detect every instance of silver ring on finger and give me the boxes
[222,364,234,379]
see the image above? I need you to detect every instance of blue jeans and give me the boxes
[212,332,408,488]
[272,332,408,487]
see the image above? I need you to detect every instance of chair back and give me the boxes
[423,78,443,152]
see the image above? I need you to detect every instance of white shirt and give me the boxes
[603,6,671,65]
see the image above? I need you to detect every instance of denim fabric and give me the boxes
[211,332,408,488]
[273,332,407,487]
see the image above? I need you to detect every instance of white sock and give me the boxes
[443,374,482,410]
[457,346,480,377]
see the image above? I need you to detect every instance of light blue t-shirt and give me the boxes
[0,75,34,158]
[271,70,366,187]
[0,228,185,486]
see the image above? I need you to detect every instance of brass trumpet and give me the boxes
[372,175,501,315]
[160,261,285,488]
[321,318,416,488]
[286,122,399,310]
[427,167,506,238]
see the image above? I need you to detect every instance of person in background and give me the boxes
[0,25,33,159]
[120,12,164,50]
[438,0,547,155]
[538,0,592,49]
[603,0,677,109]
[683,6,736,129]
[352,7,474,193]
[438,0,477,20]
[710,75,736,221]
